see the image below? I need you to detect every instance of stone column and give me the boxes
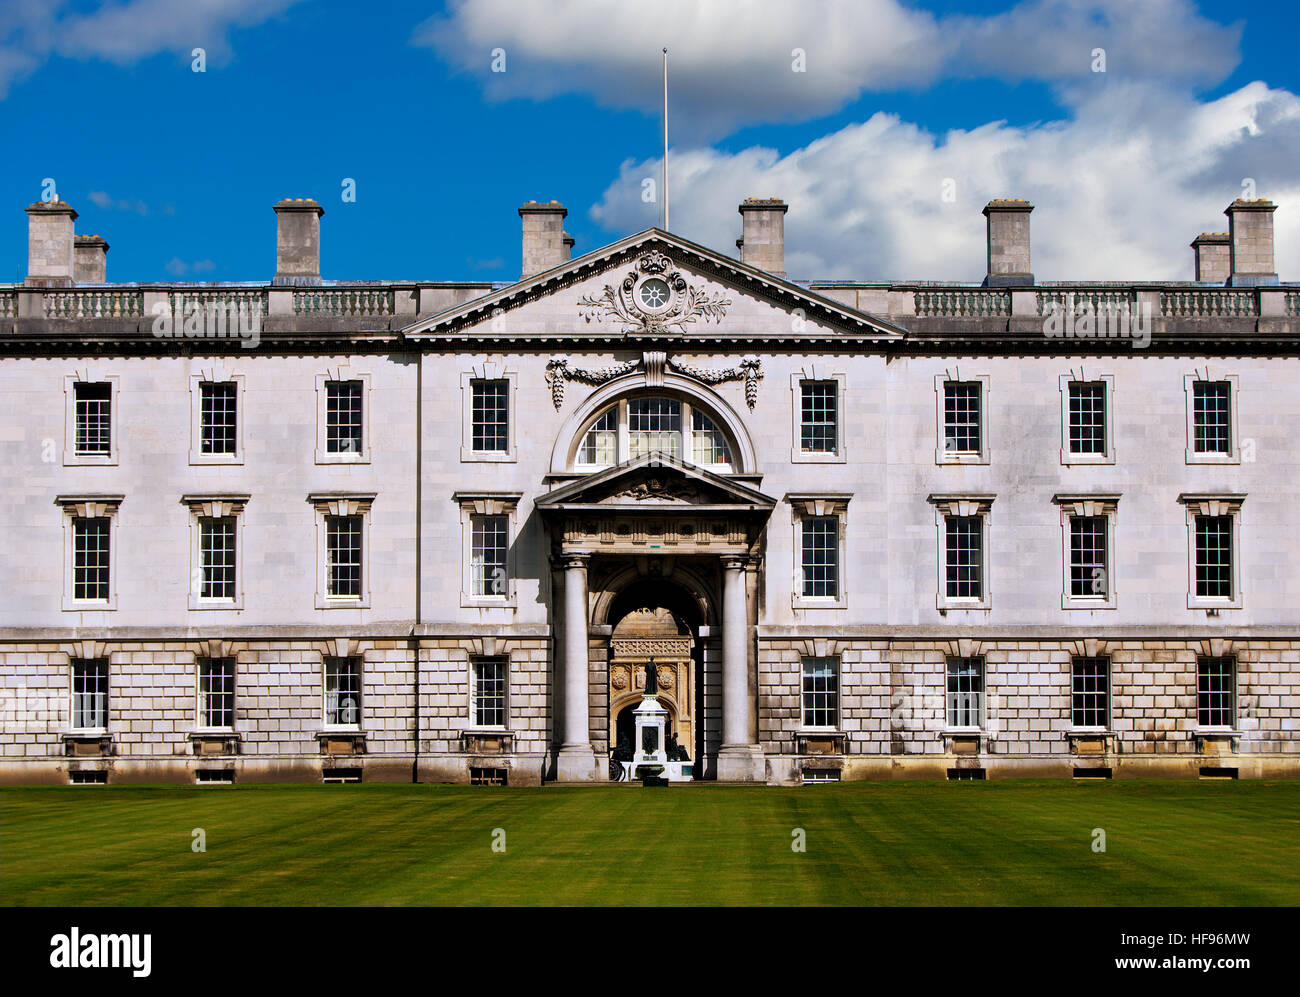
[556,554,597,781]
[718,556,764,782]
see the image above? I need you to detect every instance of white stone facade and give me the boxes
[1,197,1298,783]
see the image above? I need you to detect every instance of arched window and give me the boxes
[573,395,735,472]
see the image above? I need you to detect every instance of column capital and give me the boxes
[561,552,591,570]
[720,554,747,572]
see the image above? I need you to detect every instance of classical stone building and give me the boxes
[1,192,1298,785]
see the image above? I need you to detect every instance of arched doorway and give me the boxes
[606,580,701,765]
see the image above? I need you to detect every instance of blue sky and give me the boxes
[1,0,1297,284]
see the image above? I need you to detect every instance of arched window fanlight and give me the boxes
[573,395,735,472]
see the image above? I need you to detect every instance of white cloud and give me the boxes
[0,0,300,97]
[589,81,1300,282]
[417,0,1241,136]
[164,257,216,277]
[87,190,150,214]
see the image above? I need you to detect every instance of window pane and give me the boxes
[1195,515,1233,597]
[73,517,111,601]
[945,516,982,599]
[326,515,363,597]
[946,656,983,727]
[629,397,681,459]
[1068,382,1106,454]
[578,408,617,465]
[471,515,508,596]
[326,381,364,454]
[200,382,238,455]
[472,379,509,452]
[1071,656,1109,728]
[72,659,108,729]
[473,656,507,727]
[74,382,112,454]
[801,656,838,727]
[1197,656,1234,727]
[200,517,237,600]
[801,516,838,598]
[1193,381,1231,454]
[944,382,981,454]
[1069,515,1107,597]
[199,658,235,728]
[325,657,362,726]
[690,410,732,467]
[800,382,837,453]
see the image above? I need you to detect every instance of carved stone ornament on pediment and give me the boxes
[577,251,732,336]
[608,475,706,504]
[544,350,763,410]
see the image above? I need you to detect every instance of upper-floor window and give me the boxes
[1194,515,1233,599]
[326,515,363,598]
[799,381,838,454]
[945,515,983,600]
[574,395,735,472]
[1181,495,1243,610]
[1192,381,1231,454]
[74,383,112,455]
[326,381,364,455]
[801,516,839,599]
[471,514,509,598]
[199,517,238,601]
[73,517,111,602]
[471,379,510,453]
[200,382,238,456]
[936,376,989,464]
[1068,382,1106,455]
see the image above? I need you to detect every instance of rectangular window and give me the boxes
[628,397,682,459]
[801,516,839,598]
[801,656,839,728]
[199,657,235,729]
[945,515,983,599]
[1197,656,1235,728]
[944,382,981,455]
[471,379,509,452]
[946,656,983,728]
[470,514,508,597]
[1071,656,1109,728]
[1194,515,1233,598]
[473,656,507,727]
[1069,515,1108,598]
[200,381,238,456]
[74,382,112,455]
[325,515,363,598]
[324,657,362,727]
[199,517,237,600]
[1192,381,1231,454]
[72,659,108,729]
[1068,382,1106,455]
[799,381,838,454]
[325,380,364,455]
[72,517,111,601]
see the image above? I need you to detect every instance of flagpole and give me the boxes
[662,46,669,232]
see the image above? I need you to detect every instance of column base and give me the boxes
[716,744,767,783]
[555,744,599,783]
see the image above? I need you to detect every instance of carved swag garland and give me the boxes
[544,352,763,410]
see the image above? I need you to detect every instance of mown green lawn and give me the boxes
[2,780,1297,906]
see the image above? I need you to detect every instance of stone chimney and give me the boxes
[736,197,788,276]
[982,199,1034,286]
[563,231,575,262]
[1225,199,1278,286]
[273,198,324,286]
[519,201,568,277]
[74,235,109,283]
[25,201,78,287]
[1191,232,1230,283]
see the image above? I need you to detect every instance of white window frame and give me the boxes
[1069,655,1111,733]
[1184,373,1239,465]
[935,373,990,465]
[461,364,518,463]
[310,493,375,609]
[69,657,110,734]
[788,494,851,610]
[1059,373,1115,465]
[790,371,847,464]
[571,394,738,473]
[1180,495,1244,610]
[321,654,364,731]
[929,495,994,611]
[469,654,510,730]
[195,656,237,733]
[183,495,249,611]
[799,654,840,731]
[454,493,522,608]
[189,370,245,465]
[1054,495,1119,610]
[944,655,985,732]
[63,372,120,466]
[57,495,122,612]
[315,368,371,464]
[1195,655,1237,733]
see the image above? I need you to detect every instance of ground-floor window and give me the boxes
[325,656,362,726]
[199,657,235,728]
[1071,656,1109,728]
[1197,655,1235,727]
[472,656,507,727]
[72,658,108,729]
[801,656,839,728]
[946,656,983,728]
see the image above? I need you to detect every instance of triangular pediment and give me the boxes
[536,453,776,512]
[400,229,903,343]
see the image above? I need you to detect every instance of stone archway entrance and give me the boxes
[608,605,695,763]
